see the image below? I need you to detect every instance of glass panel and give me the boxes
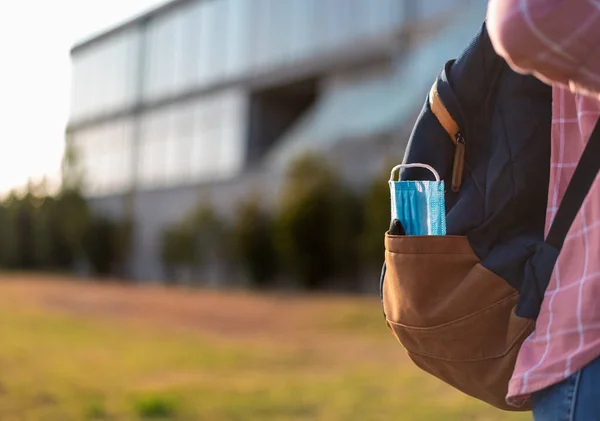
[143,22,159,101]
[287,0,315,62]
[162,105,195,185]
[71,51,94,119]
[69,56,84,120]
[172,105,195,182]
[268,69,400,168]
[364,0,402,36]
[143,12,183,100]
[218,90,246,178]
[249,0,272,71]
[339,0,363,44]
[130,90,248,188]
[190,98,210,180]
[155,18,171,98]
[263,0,288,67]
[200,95,223,180]
[70,118,134,196]
[219,107,245,178]
[317,0,346,51]
[164,110,181,185]
[170,10,187,94]
[188,90,246,182]
[418,0,461,21]
[225,0,252,77]
[197,0,225,86]
[115,119,134,192]
[179,3,200,91]
[212,0,229,78]
[70,29,139,120]
[139,111,168,188]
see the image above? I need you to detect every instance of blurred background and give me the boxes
[0,1,530,420]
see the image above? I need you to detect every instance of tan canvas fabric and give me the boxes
[383,234,535,411]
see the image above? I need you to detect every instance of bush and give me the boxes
[188,203,228,261]
[0,180,95,272]
[82,215,131,277]
[0,146,130,277]
[84,401,108,419]
[132,394,178,419]
[0,193,24,268]
[82,217,117,276]
[161,223,197,266]
[161,221,198,278]
[274,154,362,290]
[232,194,277,288]
[160,201,230,283]
[360,169,393,268]
[0,204,15,267]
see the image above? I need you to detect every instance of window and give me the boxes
[191,96,222,180]
[225,0,252,77]
[139,111,168,187]
[136,89,246,188]
[164,112,182,184]
[287,0,316,62]
[143,11,188,100]
[189,90,246,182]
[219,114,246,178]
[165,105,195,183]
[364,0,403,37]
[196,0,226,86]
[179,2,200,90]
[70,118,134,196]
[70,29,140,121]
[268,68,403,169]
[248,0,272,72]
[315,0,343,52]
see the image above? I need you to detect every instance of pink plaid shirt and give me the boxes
[487,0,600,405]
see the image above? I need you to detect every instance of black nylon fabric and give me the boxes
[398,22,553,320]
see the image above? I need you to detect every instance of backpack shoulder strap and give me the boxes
[546,118,600,251]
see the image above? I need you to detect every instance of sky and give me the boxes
[0,0,168,194]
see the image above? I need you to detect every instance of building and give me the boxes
[67,0,486,282]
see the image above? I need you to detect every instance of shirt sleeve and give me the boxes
[486,0,600,98]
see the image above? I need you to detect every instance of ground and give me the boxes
[0,273,531,421]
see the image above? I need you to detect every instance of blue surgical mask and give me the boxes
[389,164,447,236]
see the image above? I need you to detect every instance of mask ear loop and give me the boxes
[389,163,441,182]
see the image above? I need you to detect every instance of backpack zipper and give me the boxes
[428,80,465,193]
[452,132,465,193]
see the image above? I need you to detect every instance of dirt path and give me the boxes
[0,273,385,343]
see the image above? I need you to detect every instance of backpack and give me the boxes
[380,22,600,411]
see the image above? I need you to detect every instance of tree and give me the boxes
[274,153,362,290]
[232,194,277,288]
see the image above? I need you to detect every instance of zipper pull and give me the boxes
[451,132,465,193]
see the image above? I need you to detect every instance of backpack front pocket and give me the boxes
[382,234,534,411]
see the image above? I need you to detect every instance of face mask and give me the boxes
[389,163,447,236]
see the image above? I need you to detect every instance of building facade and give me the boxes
[67,0,486,282]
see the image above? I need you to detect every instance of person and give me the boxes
[486,0,600,419]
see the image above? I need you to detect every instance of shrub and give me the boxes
[82,216,118,276]
[274,153,362,290]
[188,203,228,261]
[232,194,277,288]
[360,169,392,268]
[81,214,131,277]
[132,394,178,419]
[84,401,108,419]
[0,193,21,268]
[0,181,94,272]
[161,221,198,277]
[160,201,230,283]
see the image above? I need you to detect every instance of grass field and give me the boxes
[0,274,531,421]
